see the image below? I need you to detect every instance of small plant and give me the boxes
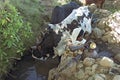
[0,2,32,75]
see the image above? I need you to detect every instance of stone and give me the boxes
[114,54,120,62]
[99,68,109,74]
[113,75,120,80]
[88,3,97,13]
[97,18,107,29]
[74,69,85,79]
[94,74,106,80]
[94,9,111,19]
[84,50,98,58]
[48,68,57,80]
[59,58,77,77]
[88,74,105,80]
[77,62,83,69]
[85,67,94,75]
[99,57,114,68]
[93,27,104,38]
[83,58,95,66]
[88,76,94,80]
[92,64,98,73]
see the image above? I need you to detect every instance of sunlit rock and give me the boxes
[99,57,114,68]
[94,9,111,19]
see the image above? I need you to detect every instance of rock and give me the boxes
[99,57,114,68]
[113,75,120,80]
[113,0,120,10]
[94,9,112,19]
[83,58,95,66]
[48,68,58,80]
[110,67,120,75]
[84,50,98,58]
[74,69,85,79]
[88,76,94,80]
[98,51,113,58]
[59,58,77,77]
[92,64,98,73]
[88,74,106,80]
[77,61,83,69]
[97,18,108,29]
[94,74,106,80]
[88,3,97,13]
[85,67,94,75]
[99,68,109,74]
[93,27,104,38]
[114,54,120,62]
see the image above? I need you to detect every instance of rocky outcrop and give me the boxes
[48,55,120,80]
[92,11,120,62]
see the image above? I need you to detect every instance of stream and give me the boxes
[5,55,59,80]
[5,41,114,80]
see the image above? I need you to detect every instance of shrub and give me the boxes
[0,2,32,75]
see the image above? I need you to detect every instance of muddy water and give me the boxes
[5,55,59,80]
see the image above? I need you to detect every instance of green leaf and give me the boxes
[2,19,6,25]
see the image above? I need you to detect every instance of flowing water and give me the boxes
[5,55,59,80]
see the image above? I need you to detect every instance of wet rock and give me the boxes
[83,58,95,66]
[113,75,120,80]
[99,57,114,68]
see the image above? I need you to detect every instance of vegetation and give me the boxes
[0,1,32,76]
[10,0,46,40]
